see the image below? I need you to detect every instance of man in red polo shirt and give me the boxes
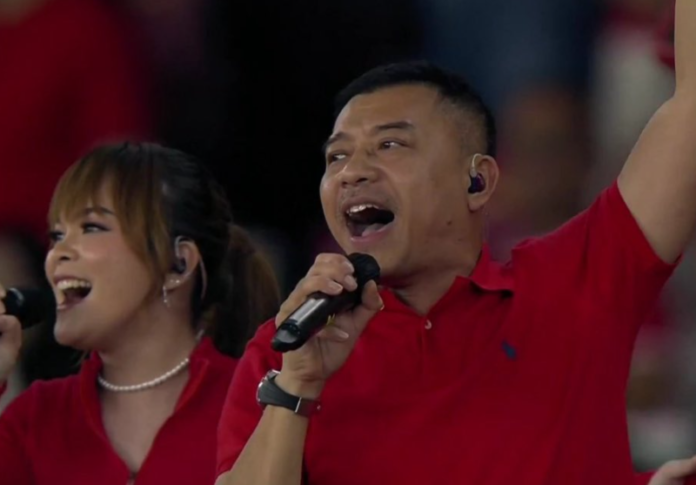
[216,1,696,483]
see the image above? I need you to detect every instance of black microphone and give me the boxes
[2,287,56,329]
[271,253,381,353]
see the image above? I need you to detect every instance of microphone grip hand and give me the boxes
[272,289,360,353]
[274,254,383,397]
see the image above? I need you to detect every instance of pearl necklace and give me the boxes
[97,356,190,393]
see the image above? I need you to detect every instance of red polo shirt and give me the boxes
[217,182,677,485]
[0,338,235,485]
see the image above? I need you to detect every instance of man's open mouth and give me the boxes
[344,203,395,238]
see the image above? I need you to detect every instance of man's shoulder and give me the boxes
[250,319,279,345]
[240,319,283,370]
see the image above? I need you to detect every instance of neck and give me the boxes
[387,246,481,315]
[98,314,198,388]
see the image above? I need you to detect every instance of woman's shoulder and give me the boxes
[0,373,82,430]
[13,373,81,407]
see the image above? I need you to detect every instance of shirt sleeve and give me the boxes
[0,386,35,485]
[513,181,678,340]
[217,320,281,476]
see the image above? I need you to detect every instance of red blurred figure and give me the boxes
[0,0,152,240]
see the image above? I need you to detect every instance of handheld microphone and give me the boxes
[271,253,380,353]
[2,287,56,329]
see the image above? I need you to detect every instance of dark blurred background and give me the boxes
[0,0,692,471]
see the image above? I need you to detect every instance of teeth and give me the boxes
[347,203,382,214]
[56,279,92,291]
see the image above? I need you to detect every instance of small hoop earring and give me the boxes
[162,285,170,307]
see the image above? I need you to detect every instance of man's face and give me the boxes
[320,84,478,281]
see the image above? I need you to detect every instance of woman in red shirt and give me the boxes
[0,142,280,485]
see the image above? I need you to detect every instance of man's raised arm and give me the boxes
[618,0,696,263]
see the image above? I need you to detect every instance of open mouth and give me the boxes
[56,279,93,307]
[344,203,395,238]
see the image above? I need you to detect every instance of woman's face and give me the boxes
[45,187,156,351]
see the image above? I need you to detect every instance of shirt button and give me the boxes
[424,320,433,330]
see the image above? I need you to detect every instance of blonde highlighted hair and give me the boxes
[49,142,280,357]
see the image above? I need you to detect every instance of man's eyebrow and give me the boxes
[322,121,415,153]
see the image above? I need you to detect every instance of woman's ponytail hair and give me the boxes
[205,224,280,357]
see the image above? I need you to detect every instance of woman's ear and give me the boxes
[164,237,201,291]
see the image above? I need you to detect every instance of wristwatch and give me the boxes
[256,370,321,417]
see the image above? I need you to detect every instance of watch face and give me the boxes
[256,369,281,405]
[255,369,320,417]
[256,378,264,404]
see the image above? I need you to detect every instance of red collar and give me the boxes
[78,337,223,435]
[379,244,514,315]
[81,336,220,374]
[465,244,514,292]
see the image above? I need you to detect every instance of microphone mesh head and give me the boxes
[347,253,381,288]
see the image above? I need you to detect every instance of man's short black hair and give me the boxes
[334,60,497,157]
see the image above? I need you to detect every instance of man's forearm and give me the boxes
[616,0,696,263]
[217,406,309,485]
[217,374,325,485]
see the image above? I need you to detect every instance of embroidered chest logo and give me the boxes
[502,340,517,360]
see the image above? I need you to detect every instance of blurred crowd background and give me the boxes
[0,0,692,472]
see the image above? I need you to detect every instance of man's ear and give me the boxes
[465,153,499,212]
